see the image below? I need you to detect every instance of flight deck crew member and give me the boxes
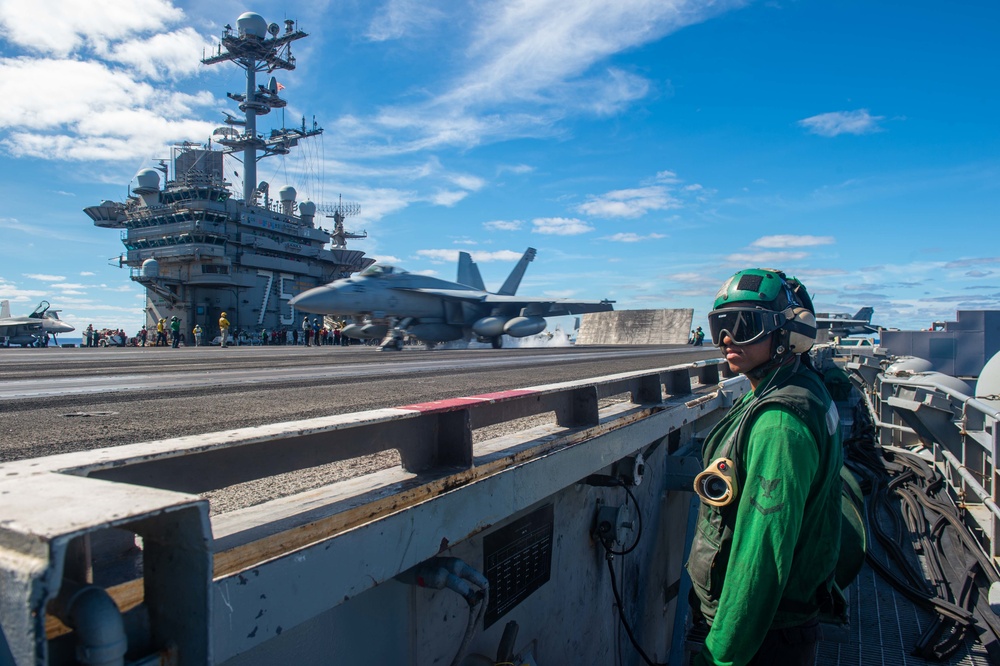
[302,315,312,346]
[687,268,842,666]
[218,312,230,348]
[170,316,181,348]
[193,324,203,346]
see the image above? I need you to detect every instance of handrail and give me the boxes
[846,363,1000,566]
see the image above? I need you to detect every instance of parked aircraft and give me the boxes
[816,306,877,337]
[0,300,76,346]
[289,248,614,348]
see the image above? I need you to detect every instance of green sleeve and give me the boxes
[694,406,819,666]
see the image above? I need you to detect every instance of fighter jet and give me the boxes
[816,307,877,338]
[0,300,76,347]
[289,248,614,348]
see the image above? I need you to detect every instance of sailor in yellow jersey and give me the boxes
[218,312,230,348]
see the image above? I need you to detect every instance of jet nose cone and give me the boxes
[289,285,333,314]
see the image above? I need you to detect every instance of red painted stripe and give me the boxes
[399,389,538,413]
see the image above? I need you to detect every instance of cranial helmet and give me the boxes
[221,312,227,317]
[710,268,817,355]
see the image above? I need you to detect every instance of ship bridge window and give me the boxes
[359,265,407,278]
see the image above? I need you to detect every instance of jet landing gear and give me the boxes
[490,336,503,349]
[377,331,405,351]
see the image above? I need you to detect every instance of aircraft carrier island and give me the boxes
[83,12,373,337]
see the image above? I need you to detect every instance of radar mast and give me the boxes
[202,13,322,199]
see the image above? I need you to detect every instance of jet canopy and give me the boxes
[29,301,51,318]
[359,265,408,278]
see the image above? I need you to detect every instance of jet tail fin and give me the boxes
[854,307,874,322]
[0,300,8,319]
[457,252,486,290]
[497,247,536,296]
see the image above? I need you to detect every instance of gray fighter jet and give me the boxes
[0,300,76,346]
[289,248,614,348]
[816,307,878,338]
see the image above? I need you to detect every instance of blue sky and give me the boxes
[0,0,997,334]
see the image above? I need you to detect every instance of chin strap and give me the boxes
[744,331,796,382]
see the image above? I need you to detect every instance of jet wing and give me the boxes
[0,319,42,337]
[482,295,614,317]
[400,288,488,301]
[398,288,613,316]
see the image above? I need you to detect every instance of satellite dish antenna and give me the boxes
[268,22,280,36]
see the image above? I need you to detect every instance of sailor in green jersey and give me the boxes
[687,268,842,666]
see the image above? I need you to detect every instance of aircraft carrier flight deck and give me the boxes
[0,344,719,464]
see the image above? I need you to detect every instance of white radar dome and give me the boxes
[141,258,160,278]
[975,350,1000,407]
[298,200,316,216]
[278,186,296,202]
[237,12,268,38]
[135,169,160,190]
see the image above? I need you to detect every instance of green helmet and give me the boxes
[710,268,817,354]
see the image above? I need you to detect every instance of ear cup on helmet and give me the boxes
[786,307,817,353]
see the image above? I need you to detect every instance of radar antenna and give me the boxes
[318,196,367,247]
[201,14,322,202]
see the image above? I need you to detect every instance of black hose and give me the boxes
[605,554,665,666]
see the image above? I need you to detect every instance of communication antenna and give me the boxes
[202,13,322,201]
[318,196,361,220]
[317,196,366,247]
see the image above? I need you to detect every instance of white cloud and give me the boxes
[448,173,486,191]
[604,232,666,242]
[23,273,66,281]
[577,185,680,218]
[751,235,835,248]
[80,271,96,276]
[366,0,447,41]
[456,1,739,110]
[371,255,403,264]
[354,1,744,153]
[498,164,534,175]
[798,109,885,137]
[0,57,216,160]
[0,288,49,302]
[667,272,704,283]
[484,219,523,231]
[531,217,594,236]
[98,27,211,81]
[413,269,439,276]
[430,190,469,207]
[0,0,183,57]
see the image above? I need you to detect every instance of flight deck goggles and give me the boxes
[707,307,785,346]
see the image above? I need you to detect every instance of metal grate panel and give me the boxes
[817,562,993,666]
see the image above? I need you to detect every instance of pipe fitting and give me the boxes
[52,581,128,666]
